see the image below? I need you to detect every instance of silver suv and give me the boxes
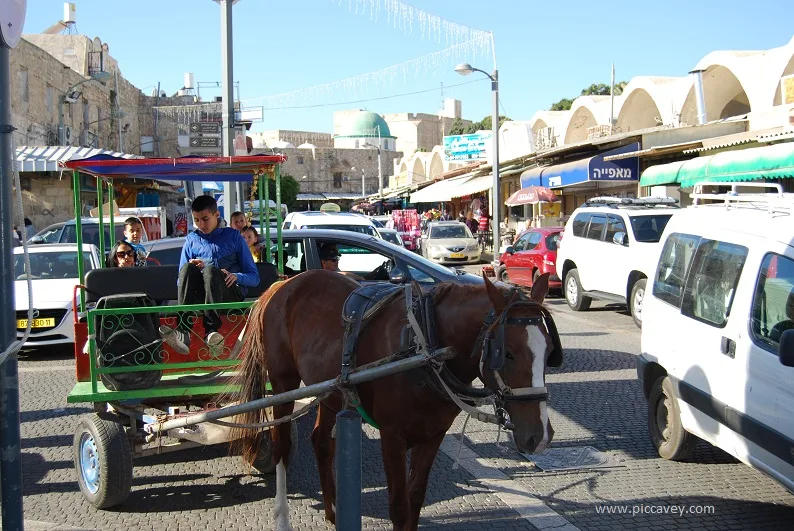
[555,197,679,327]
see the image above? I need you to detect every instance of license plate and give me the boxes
[17,318,56,329]
[449,253,465,259]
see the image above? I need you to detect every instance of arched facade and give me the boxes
[563,97,613,145]
[680,63,752,124]
[427,150,444,179]
[772,36,794,106]
[410,157,425,181]
[616,77,690,131]
[529,111,571,149]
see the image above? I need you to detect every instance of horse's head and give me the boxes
[479,273,562,454]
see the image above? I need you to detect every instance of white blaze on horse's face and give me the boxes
[527,324,550,454]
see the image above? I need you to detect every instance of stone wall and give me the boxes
[277,147,403,196]
[383,112,471,156]
[249,130,333,148]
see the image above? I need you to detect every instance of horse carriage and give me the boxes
[61,153,564,530]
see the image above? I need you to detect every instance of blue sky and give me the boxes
[24,0,794,134]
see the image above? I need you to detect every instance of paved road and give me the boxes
[8,268,794,530]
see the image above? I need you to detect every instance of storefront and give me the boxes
[519,143,641,224]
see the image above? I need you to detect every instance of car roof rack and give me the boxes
[690,182,793,215]
[581,196,680,209]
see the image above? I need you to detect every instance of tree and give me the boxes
[550,98,574,111]
[549,81,628,110]
[449,115,512,135]
[479,115,512,131]
[264,173,299,209]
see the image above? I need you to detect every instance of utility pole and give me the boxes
[610,63,615,129]
[220,0,237,223]
[0,3,27,528]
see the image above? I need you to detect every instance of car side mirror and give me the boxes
[29,235,44,244]
[612,232,628,246]
[505,246,514,255]
[389,266,407,284]
[779,329,794,367]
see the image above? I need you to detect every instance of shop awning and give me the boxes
[639,142,794,188]
[409,174,472,203]
[520,142,640,189]
[15,145,141,173]
[450,174,492,198]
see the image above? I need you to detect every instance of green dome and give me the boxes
[338,111,394,138]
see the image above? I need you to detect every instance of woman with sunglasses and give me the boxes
[107,241,137,268]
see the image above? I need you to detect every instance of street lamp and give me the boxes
[58,71,111,145]
[455,62,500,261]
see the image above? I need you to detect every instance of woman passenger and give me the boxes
[107,241,137,268]
[242,225,261,263]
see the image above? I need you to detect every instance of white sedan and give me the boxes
[14,244,102,349]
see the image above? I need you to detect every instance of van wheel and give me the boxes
[648,376,696,461]
[630,279,647,328]
[564,269,591,311]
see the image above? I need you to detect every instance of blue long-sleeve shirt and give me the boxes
[179,227,260,296]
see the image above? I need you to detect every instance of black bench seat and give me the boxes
[84,263,279,304]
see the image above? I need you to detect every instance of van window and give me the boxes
[681,240,748,328]
[586,215,606,241]
[653,233,701,307]
[629,214,673,243]
[751,254,794,353]
[571,213,590,237]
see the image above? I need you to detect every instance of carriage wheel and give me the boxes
[73,413,133,509]
[252,421,299,474]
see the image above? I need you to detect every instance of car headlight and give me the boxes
[431,245,444,253]
[467,243,479,251]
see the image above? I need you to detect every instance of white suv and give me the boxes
[556,197,679,327]
[282,211,380,237]
[639,183,794,493]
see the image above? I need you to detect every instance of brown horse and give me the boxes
[231,269,561,531]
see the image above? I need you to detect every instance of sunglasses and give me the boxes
[116,250,135,259]
[323,256,340,262]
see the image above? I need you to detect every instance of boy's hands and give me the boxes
[189,258,205,270]
[221,269,238,287]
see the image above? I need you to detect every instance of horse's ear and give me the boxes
[530,272,550,304]
[483,272,508,312]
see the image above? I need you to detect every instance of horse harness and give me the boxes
[339,282,563,430]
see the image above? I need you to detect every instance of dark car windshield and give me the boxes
[545,232,561,251]
[629,215,673,243]
[61,224,126,246]
[14,251,94,279]
[380,232,401,245]
[430,225,471,239]
[303,224,378,237]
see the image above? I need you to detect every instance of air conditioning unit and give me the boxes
[62,125,73,145]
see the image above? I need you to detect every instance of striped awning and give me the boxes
[15,145,141,173]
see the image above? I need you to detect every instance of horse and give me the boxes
[231,269,562,531]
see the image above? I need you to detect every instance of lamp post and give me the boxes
[455,62,500,262]
[58,71,111,145]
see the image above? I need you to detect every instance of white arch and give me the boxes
[427,150,444,179]
[680,62,752,124]
[617,76,690,130]
[563,96,614,144]
[410,157,425,181]
[529,110,571,148]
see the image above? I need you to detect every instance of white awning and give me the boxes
[15,145,141,173]
[450,174,492,199]
[409,175,473,203]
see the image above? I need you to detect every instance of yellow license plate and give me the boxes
[17,318,56,329]
[449,253,465,259]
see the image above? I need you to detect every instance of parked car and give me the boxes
[142,237,185,266]
[30,217,148,248]
[556,197,679,327]
[14,244,102,349]
[138,229,483,287]
[282,211,381,238]
[638,183,794,494]
[497,227,563,291]
[376,227,405,247]
[420,221,480,265]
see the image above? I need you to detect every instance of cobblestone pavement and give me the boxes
[6,268,794,530]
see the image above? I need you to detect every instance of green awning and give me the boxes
[639,142,794,188]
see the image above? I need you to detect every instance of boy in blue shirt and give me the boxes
[159,196,260,354]
[123,217,147,267]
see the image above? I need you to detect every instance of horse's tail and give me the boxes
[228,280,288,466]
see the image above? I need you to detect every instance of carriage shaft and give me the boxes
[144,347,454,435]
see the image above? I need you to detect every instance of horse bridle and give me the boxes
[478,288,563,407]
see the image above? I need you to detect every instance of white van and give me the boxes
[638,183,794,493]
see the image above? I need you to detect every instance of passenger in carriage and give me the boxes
[230,211,247,234]
[242,225,261,263]
[106,241,137,268]
[159,196,260,354]
[123,217,148,267]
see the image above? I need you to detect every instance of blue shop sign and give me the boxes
[521,142,640,188]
